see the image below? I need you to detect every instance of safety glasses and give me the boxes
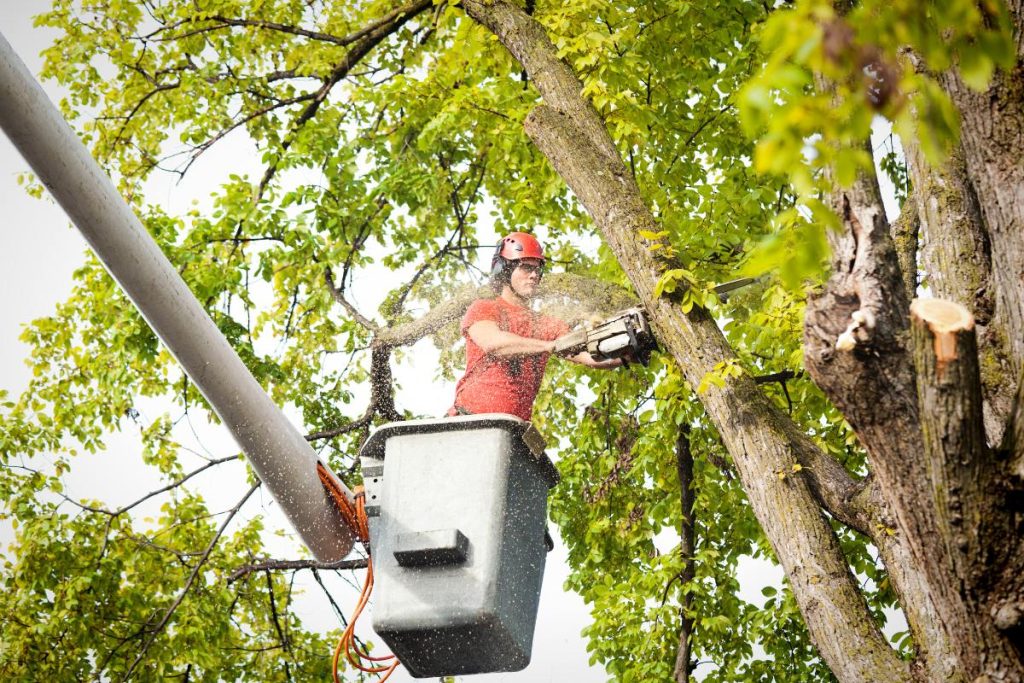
[516,262,544,275]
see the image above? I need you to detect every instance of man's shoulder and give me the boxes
[463,297,502,327]
[466,297,501,315]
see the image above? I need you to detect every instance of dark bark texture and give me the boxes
[673,427,696,683]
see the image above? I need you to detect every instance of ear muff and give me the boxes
[489,239,506,279]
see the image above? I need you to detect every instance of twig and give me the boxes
[324,267,378,331]
[264,570,293,681]
[228,557,369,583]
[119,483,260,681]
[305,408,372,442]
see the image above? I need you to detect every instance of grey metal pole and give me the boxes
[0,31,354,562]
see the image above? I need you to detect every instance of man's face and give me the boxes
[509,258,544,298]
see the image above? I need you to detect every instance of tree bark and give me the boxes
[903,137,1015,446]
[930,6,1024,664]
[460,2,910,681]
[910,299,988,570]
[909,299,1023,679]
[937,2,1024,395]
[673,426,696,683]
[890,188,919,303]
[801,163,977,682]
[803,137,1024,680]
[993,371,1024,659]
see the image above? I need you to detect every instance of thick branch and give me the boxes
[673,426,696,683]
[938,37,1024,388]
[460,2,907,680]
[904,136,1013,446]
[909,298,1020,676]
[890,190,919,303]
[910,300,990,568]
[228,557,368,583]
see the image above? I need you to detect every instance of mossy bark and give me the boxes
[903,137,1015,446]
[937,2,1024,397]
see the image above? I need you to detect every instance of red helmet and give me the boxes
[495,232,545,263]
[490,232,546,290]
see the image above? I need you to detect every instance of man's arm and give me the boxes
[467,320,556,356]
[467,320,625,368]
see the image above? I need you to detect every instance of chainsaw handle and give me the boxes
[552,329,587,357]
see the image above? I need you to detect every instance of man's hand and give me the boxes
[552,329,588,357]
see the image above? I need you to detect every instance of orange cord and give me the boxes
[317,463,400,682]
[317,463,370,544]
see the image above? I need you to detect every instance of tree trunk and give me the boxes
[801,161,980,682]
[804,138,1024,680]
[933,4,1024,663]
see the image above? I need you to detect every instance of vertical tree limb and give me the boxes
[910,300,989,570]
[904,136,1014,446]
[909,298,1020,677]
[889,189,919,303]
[672,426,696,683]
[938,46,1024,390]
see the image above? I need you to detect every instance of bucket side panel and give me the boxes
[374,428,509,624]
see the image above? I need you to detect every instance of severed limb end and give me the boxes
[909,298,975,363]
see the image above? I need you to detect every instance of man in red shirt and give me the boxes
[449,232,624,420]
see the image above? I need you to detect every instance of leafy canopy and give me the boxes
[2,0,1011,679]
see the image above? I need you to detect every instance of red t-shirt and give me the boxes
[451,298,569,421]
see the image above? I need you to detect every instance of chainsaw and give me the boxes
[552,307,658,365]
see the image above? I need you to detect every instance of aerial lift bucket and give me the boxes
[358,414,559,677]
